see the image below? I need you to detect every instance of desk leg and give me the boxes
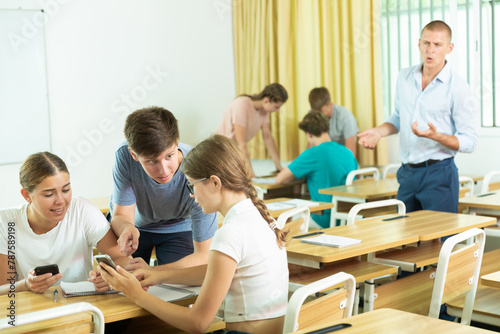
[353,284,360,315]
[330,197,339,228]
[363,279,376,313]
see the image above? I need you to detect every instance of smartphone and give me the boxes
[34,264,60,276]
[94,254,117,272]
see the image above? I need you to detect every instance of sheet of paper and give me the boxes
[252,177,276,185]
[301,234,361,248]
[266,201,296,211]
[283,199,320,207]
[60,281,96,294]
[146,285,195,302]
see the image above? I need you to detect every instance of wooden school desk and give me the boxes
[287,211,496,268]
[481,271,500,288]
[459,190,500,216]
[286,211,495,312]
[0,287,224,334]
[253,177,305,199]
[319,178,399,227]
[291,308,496,334]
[265,197,334,218]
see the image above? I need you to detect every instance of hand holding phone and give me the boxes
[34,264,60,276]
[94,254,117,273]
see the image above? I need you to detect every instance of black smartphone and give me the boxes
[34,264,60,276]
[94,254,117,272]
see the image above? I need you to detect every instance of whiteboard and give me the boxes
[0,9,50,165]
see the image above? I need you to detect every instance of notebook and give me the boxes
[60,281,119,297]
[301,234,361,248]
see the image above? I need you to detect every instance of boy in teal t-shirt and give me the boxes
[276,112,358,228]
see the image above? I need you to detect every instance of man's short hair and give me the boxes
[124,106,179,157]
[298,111,330,137]
[309,87,331,112]
[421,20,452,42]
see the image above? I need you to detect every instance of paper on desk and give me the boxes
[140,283,200,302]
[301,234,361,248]
[284,199,320,207]
[266,199,320,211]
[60,281,119,297]
[252,177,276,185]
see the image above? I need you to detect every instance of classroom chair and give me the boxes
[445,248,500,327]
[283,272,356,333]
[0,302,105,333]
[276,206,310,236]
[458,175,475,198]
[428,227,485,324]
[381,163,401,179]
[333,167,384,225]
[480,170,500,194]
[345,199,406,226]
[374,228,485,326]
[345,167,380,185]
[254,185,265,200]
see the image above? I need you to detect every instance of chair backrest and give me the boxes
[480,170,500,194]
[254,185,265,200]
[345,167,380,186]
[346,199,406,225]
[0,301,105,333]
[458,176,475,198]
[283,272,356,333]
[382,163,401,179]
[428,228,485,325]
[276,206,310,237]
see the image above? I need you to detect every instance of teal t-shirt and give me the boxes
[288,141,358,228]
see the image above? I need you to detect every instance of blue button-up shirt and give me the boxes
[386,62,477,164]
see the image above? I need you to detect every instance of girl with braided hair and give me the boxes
[99,135,289,334]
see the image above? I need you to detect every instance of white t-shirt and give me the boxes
[0,197,110,283]
[210,198,288,322]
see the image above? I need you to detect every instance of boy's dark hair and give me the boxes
[309,87,331,111]
[298,111,330,137]
[124,106,179,157]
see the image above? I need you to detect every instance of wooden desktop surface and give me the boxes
[286,210,496,264]
[481,271,500,288]
[252,178,304,190]
[265,197,334,218]
[459,191,500,210]
[1,287,224,333]
[291,308,495,333]
[318,178,399,199]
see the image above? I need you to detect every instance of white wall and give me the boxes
[0,0,236,207]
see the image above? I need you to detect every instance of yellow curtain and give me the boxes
[232,0,388,166]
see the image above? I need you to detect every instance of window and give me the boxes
[380,0,499,127]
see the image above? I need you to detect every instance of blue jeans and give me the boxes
[133,230,194,265]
